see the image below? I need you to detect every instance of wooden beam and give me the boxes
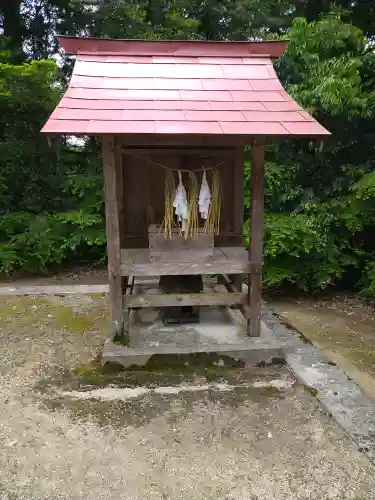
[121,260,252,276]
[124,292,247,308]
[218,274,251,321]
[118,135,248,148]
[122,147,236,156]
[121,248,260,276]
[102,135,124,334]
[121,233,244,249]
[247,138,265,337]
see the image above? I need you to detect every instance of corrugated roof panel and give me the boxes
[86,121,156,134]
[155,121,222,134]
[50,108,126,120]
[202,79,252,91]
[221,65,270,79]
[200,57,246,64]
[298,111,315,121]
[152,56,198,64]
[127,89,180,100]
[180,90,232,102]
[103,78,155,90]
[105,55,153,63]
[209,101,267,111]
[153,78,203,90]
[184,110,246,122]
[219,122,287,135]
[102,78,153,90]
[70,75,105,88]
[242,57,273,65]
[263,101,302,111]
[65,88,129,99]
[250,80,283,91]
[43,119,90,134]
[52,108,187,121]
[75,62,227,79]
[42,37,330,137]
[242,111,307,122]
[154,100,211,110]
[282,121,330,135]
[230,91,286,102]
[62,98,157,110]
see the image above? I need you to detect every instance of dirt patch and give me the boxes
[270,295,375,397]
[0,265,108,286]
[0,294,110,378]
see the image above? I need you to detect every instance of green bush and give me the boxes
[0,210,106,275]
[0,147,107,275]
[360,262,375,297]
[245,212,344,292]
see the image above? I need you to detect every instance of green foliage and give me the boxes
[0,140,106,274]
[244,212,343,291]
[0,205,106,275]
[0,56,60,212]
[360,262,375,297]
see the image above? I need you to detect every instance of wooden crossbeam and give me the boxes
[124,291,247,308]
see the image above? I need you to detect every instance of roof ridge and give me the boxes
[57,36,288,58]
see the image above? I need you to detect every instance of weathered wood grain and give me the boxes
[124,291,247,308]
[103,135,124,333]
[149,225,214,262]
[233,146,245,236]
[247,138,265,337]
[119,135,248,148]
[218,274,251,321]
[122,147,236,156]
[120,248,250,276]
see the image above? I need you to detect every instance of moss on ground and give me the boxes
[54,305,94,333]
[0,296,49,324]
[43,378,290,429]
[303,384,319,397]
[36,355,290,394]
[71,362,243,389]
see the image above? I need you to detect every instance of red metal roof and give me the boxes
[42,37,330,137]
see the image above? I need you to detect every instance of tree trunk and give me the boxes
[1,0,25,63]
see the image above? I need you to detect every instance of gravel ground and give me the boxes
[0,293,375,500]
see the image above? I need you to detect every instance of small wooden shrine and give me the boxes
[42,36,329,350]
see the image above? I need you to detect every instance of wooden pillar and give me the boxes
[247,138,265,337]
[115,141,129,298]
[230,146,245,292]
[102,135,124,335]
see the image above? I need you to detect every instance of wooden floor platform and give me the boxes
[120,247,252,276]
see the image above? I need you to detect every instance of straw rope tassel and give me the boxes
[160,168,176,240]
[203,168,221,235]
[186,171,199,240]
[161,166,221,240]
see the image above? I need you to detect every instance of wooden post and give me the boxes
[102,135,124,336]
[230,146,245,292]
[247,138,265,337]
[115,142,129,297]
